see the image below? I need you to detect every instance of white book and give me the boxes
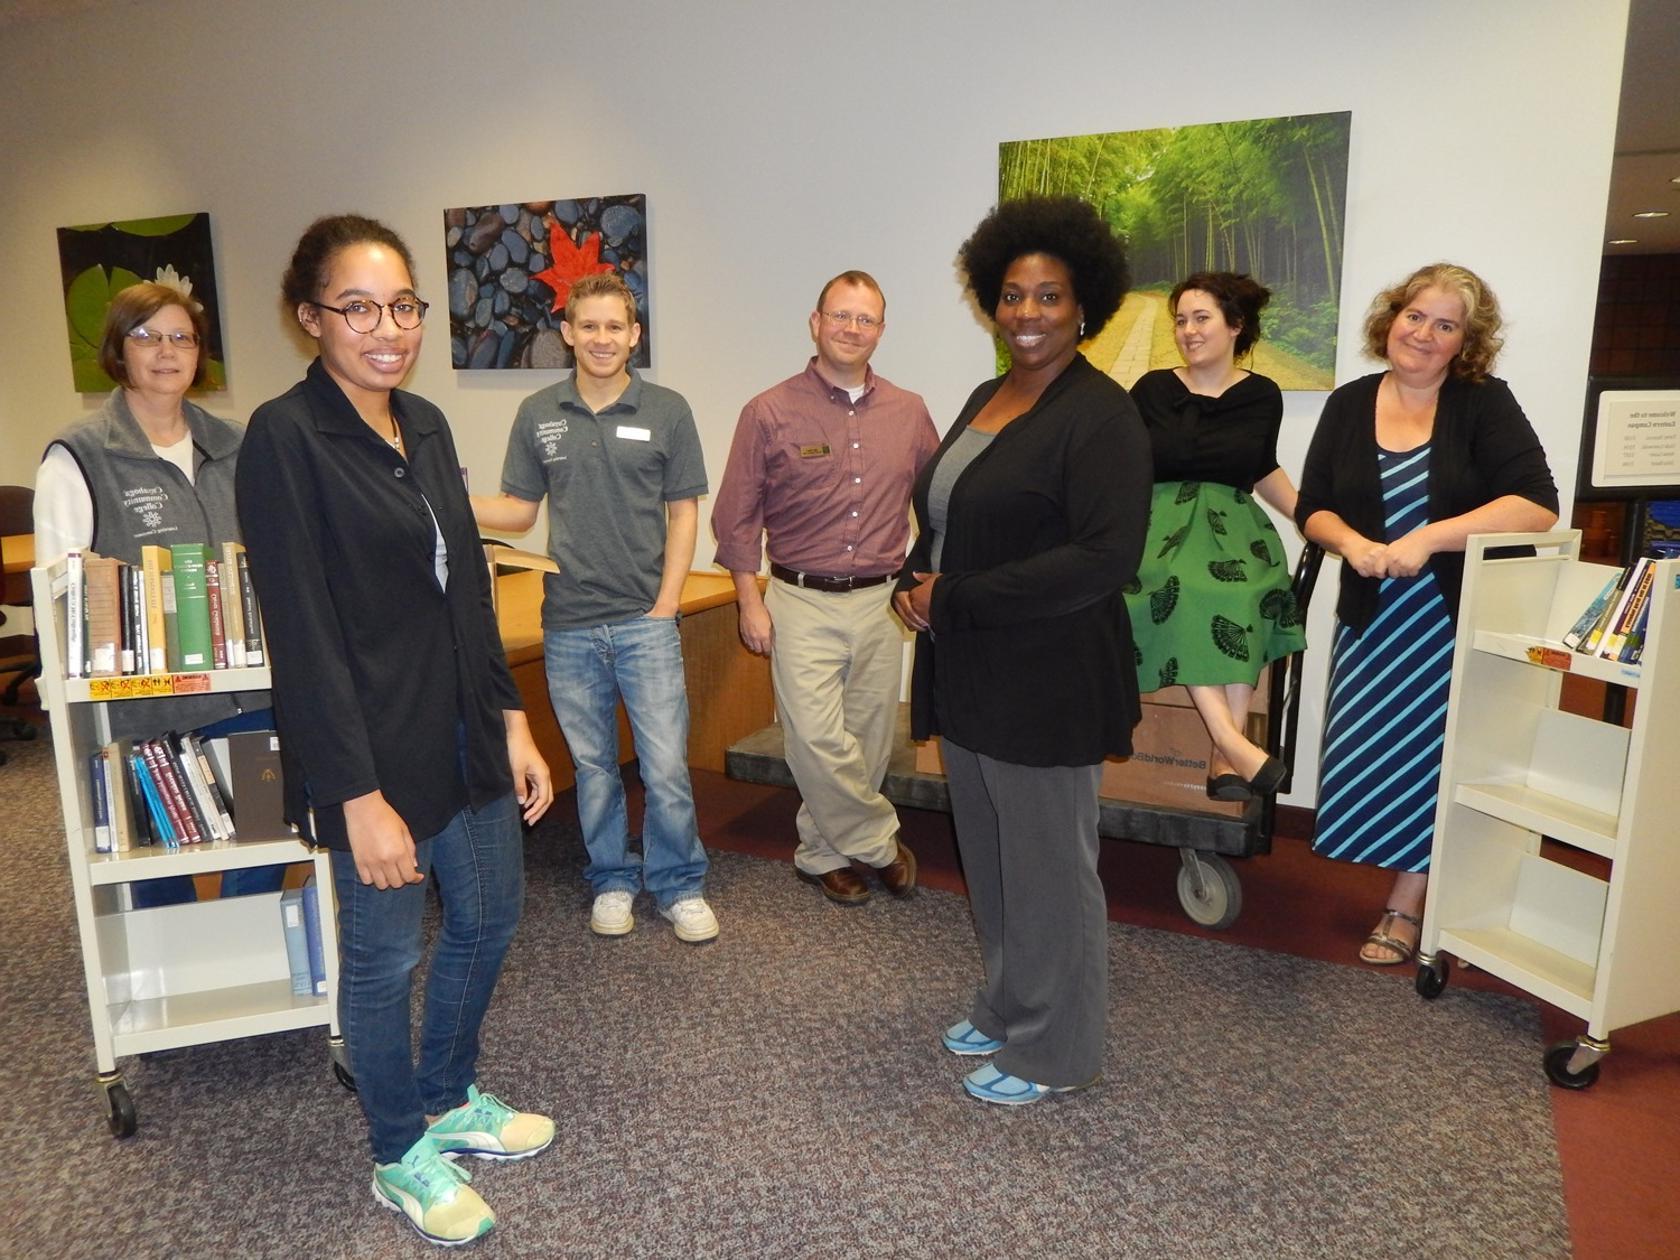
[65,549,85,679]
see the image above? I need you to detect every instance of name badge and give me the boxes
[799,444,832,459]
[616,425,652,442]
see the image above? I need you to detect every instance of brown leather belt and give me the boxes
[770,562,895,593]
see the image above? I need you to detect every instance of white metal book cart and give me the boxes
[31,558,346,1136]
[1414,531,1680,1088]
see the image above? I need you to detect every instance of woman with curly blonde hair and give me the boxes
[1295,262,1557,965]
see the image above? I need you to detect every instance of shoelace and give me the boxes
[410,1149,473,1193]
[462,1091,514,1126]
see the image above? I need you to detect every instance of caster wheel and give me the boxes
[1176,852,1242,930]
[104,1080,137,1138]
[1415,957,1449,999]
[1543,1041,1601,1090]
[328,1037,357,1093]
[333,1060,357,1093]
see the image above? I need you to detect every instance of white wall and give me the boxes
[0,0,1627,806]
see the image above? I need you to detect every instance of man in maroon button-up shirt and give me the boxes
[712,271,939,906]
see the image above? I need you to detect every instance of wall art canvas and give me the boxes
[999,112,1350,390]
[57,212,226,392]
[444,194,649,370]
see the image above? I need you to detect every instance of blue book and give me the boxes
[131,752,178,849]
[300,878,327,997]
[278,887,313,997]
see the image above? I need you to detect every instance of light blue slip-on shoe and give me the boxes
[942,1020,1006,1057]
[962,1062,1094,1107]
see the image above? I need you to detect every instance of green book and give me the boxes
[169,543,215,672]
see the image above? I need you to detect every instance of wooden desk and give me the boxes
[1,534,33,576]
[496,570,773,792]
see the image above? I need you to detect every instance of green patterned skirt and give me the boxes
[1124,480,1306,692]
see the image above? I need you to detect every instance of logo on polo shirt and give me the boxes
[537,417,569,461]
[123,485,174,536]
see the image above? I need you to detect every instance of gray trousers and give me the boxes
[941,739,1106,1087]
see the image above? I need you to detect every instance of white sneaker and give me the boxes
[590,890,635,936]
[660,896,719,943]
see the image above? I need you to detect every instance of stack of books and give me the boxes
[63,542,265,680]
[89,731,234,852]
[279,878,328,997]
[1560,547,1679,665]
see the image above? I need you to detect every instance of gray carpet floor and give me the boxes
[2,733,1569,1259]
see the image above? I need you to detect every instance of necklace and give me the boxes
[384,417,403,452]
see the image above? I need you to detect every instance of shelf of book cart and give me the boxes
[1471,630,1644,687]
[109,979,331,1056]
[83,833,312,884]
[63,664,271,704]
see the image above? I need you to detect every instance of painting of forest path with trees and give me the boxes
[1002,112,1351,391]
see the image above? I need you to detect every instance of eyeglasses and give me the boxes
[311,297,429,333]
[819,310,882,331]
[126,327,200,350]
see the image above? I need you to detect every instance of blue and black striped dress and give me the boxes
[1311,444,1455,872]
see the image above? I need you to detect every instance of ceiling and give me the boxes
[3,0,1676,255]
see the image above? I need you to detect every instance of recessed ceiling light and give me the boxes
[1632,210,1671,219]
[1608,238,1638,245]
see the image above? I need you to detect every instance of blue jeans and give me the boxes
[330,792,524,1164]
[544,615,708,908]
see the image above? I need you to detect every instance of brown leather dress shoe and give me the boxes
[874,837,918,897]
[797,865,871,905]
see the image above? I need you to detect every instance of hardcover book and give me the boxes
[169,543,214,671]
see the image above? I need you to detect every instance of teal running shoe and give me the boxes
[372,1133,494,1246]
[427,1084,555,1161]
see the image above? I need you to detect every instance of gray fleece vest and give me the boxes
[46,391,264,739]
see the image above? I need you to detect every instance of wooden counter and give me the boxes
[496,569,773,792]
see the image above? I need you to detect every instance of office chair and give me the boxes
[0,485,41,761]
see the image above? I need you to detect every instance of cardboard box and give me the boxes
[913,701,1267,818]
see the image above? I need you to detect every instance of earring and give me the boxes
[1079,320,1086,337]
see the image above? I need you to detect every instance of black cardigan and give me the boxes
[900,355,1152,766]
[1294,371,1558,632]
[236,359,522,850]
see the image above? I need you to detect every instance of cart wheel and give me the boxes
[1543,1040,1602,1091]
[329,1036,357,1093]
[103,1079,137,1139]
[1415,956,1450,999]
[1176,851,1242,929]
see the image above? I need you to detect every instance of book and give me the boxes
[169,731,226,843]
[65,549,85,679]
[118,564,136,675]
[140,545,171,673]
[131,749,178,848]
[105,739,138,852]
[1579,563,1636,655]
[224,730,286,837]
[169,543,214,671]
[83,553,123,677]
[206,559,229,670]
[1620,595,1653,664]
[1562,572,1622,650]
[88,749,112,853]
[182,730,235,840]
[236,551,264,666]
[279,888,313,996]
[220,542,247,668]
[1601,560,1656,660]
[301,877,328,997]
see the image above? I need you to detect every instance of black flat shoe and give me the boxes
[1246,756,1288,797]
[1205,773,1252,802]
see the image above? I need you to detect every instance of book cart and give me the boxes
[1413,531,1680,1089]
[31,558,347,1137]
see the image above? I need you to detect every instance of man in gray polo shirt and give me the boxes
[473,272,716,943]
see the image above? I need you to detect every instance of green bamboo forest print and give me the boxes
[1000,112,1350,390]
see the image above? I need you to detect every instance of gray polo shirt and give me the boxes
[501,369,708,630]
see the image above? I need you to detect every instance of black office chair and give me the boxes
[0,485,41,761]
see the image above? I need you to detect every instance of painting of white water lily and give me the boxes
[56,212,225,392]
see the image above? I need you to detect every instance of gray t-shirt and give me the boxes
[927,426,995,572]
[501,370,708,629]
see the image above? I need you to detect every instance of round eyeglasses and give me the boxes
[819,310,881,331]
[126,327,200,350]
[311,297,430,334]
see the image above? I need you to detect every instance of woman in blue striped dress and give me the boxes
[1295,264,1558,964]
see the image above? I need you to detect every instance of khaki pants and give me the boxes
[765,578,903,874]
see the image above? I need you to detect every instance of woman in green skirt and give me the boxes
[1124,272,1305,799]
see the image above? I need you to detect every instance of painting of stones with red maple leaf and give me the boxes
[444,194,648,370]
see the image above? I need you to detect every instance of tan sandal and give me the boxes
[1360,908,1422,966]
